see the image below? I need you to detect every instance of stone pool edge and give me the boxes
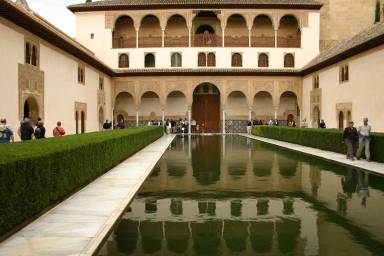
[241,134,384,176]
[0,134,176,256]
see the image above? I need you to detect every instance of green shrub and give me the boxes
[0,126,163,237]
[252,126,384,163]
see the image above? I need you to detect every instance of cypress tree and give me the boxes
[375,0,381,23]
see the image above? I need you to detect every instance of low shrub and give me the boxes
[0,126,163,237]
[252,126,384,163]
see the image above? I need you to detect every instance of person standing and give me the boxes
[103,120,112,130]
[53,121,66,137]
[356,118,372,161]
[34,120,46,139]
[246,120,252,134]
[0,118,14,143]
[342,121,359,161]
[20,118,34,141]
[319,120,326,129]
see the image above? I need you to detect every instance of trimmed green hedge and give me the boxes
[0,126,163,237]
[252,126,384,163]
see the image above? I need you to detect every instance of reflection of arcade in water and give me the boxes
[98,136,384,256]
[100,197,312,255]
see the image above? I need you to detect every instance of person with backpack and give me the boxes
[53,121,66,137]
[20,118,34,141]
[0,118,14,143]
[34,120,46,139]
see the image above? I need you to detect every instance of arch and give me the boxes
[165,15,188,47]
[80,111,86,134]
[25,42,31,64]
[145,53,155,67]
[258,53,269,67]
[139,15,161,48]
[140,91,162,122]
[166,91,188,119]
[253,91,274,121]
[118,54,129,68]
[279,91,299,124]
[192,83,221,133]
[23,96,39,125]
[277,15,301,48]
[312,106,320,128]
[284,53,295,68]
[225,14,248,47]
[113,15,135,48]
[98,107,104,131]
[192,11,221,47]
[231,53,242,67]
[115,92,136,124]
[31,45,37,66]
[252,15,274,47]
[226,91,248,131]
[207,52,216,67]
[171,52,182,67]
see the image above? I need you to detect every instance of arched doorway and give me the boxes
[192,83,220,133]
[115,92,136,127]
[338,111,344,129]
[279,91,299,125]
[312,106,320,128]
[140,91,162,124]
[23,96,39,125]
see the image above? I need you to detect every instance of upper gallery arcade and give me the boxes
[70,0,321,70]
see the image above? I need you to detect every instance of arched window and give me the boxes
[25,42,31,64]
[207,52,216,67]
[119,54,129,68]
[198,52,206,67]
[145,53,155,67]
[258,53,269,67]
[231,53,242,67]
[31,46,37,66]
[171,52,182,67]
[284,53,294,68]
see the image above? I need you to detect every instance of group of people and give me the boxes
[342,118,372,161]
[0,117,66,143]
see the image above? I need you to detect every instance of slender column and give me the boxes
[222,109,226,134]
[274,105,279,119]
[222,29,225,47]
[188,27,192,47]
[136,29,139,48]
[112,107,115,130]
[248,29,252,47]
[188,106,191,135]
[136,110,139,127]
[162,29,165,47]
[162,109,165,125]
[248,107,252,120]
[274,29,278,48]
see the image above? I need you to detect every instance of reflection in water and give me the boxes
[98,135,384,256]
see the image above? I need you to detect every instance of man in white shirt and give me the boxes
[356,118,372,161]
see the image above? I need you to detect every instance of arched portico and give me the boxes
[114,91,137,127]
[139,91,162,124]
[278,91,299,125]
[23,96,40,125]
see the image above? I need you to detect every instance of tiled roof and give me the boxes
[68,0,322,12]
[302,22,384,75]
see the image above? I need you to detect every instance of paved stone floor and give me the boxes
[0,134,175,256]
[242,134,384,176]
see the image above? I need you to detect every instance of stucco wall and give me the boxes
[302,45,384,131]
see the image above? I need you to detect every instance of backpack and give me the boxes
[35,127,42,139]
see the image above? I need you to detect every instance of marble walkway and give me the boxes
[241,134,384,176]
[0,134,176,256]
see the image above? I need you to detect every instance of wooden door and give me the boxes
[192,94,220,132]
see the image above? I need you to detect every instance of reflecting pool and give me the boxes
[98,135,384,255]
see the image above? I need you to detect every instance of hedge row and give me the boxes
[0,126,163,237]
[252,126,384,163]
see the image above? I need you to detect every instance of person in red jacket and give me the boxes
[53,121,66,137]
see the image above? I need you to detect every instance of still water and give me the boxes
[98,135,384,256]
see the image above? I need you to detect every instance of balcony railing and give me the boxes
[192,34,221,47]
[225,36,249,47]
[277,37,301,48]
[251,36,275,48]
[164,36,189,47]
[138,36,162,48]
[113,37,136,48]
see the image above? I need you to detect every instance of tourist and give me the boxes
[103,120,112,130]
[246,120,252,134]
[118,119,126,129]
[319,119,326,128]
[342,121,359,161]
[356,118,371,161]
[34,120,46,139]
[274,119,279,126]
[20,118,34,141]
[53,121,66,137]
[268,119,273,126]
[288,120,296,127]
[0,118,14,143]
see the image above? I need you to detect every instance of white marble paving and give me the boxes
[242,134,384,176]
[0,134,175,256]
